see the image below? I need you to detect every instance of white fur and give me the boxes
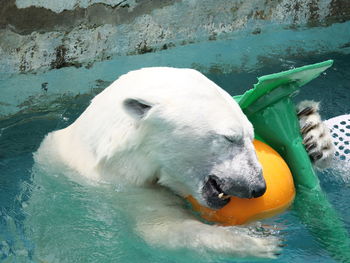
[35,67,280,258]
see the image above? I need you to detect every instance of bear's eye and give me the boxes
[223,135,237,143]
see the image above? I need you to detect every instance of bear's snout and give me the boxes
[202,172,266,209]
[220,169,266,199]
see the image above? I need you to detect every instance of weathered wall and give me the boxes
[0,0,349,118]
[0,0,349,74]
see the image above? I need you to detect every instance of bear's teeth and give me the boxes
[218,193,229,199]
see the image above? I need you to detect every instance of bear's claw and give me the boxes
[297,106,316,117]
[297,100,335,169]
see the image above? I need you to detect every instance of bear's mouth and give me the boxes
[202,175,231,210]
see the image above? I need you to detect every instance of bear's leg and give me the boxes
[134,188,280,258]
[297,100,335,169]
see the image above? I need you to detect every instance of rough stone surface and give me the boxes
[15,0,137,13]
[0,0,349,74]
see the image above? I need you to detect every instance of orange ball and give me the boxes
[187,140,295,225]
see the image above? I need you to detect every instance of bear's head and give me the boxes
[74,67,266,210]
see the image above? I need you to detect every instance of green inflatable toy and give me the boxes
[234,60,350,262]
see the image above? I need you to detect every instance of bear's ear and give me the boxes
[123,98,153,119]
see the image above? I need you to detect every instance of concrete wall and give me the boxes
[0,0,349,117]
[0,0,349,74]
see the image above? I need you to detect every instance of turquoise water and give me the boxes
[0,53,350,262]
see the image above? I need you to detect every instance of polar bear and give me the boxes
[35,67,334,258]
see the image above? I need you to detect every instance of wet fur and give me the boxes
[35,69,333,259]
[35,67,280,259]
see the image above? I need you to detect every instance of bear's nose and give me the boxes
[221,172,266,199]
[225,180,266,199]
[250,180,266,198]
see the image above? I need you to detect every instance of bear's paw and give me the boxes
[297,100,335,169]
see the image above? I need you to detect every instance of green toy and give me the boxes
[234,60,350,262]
